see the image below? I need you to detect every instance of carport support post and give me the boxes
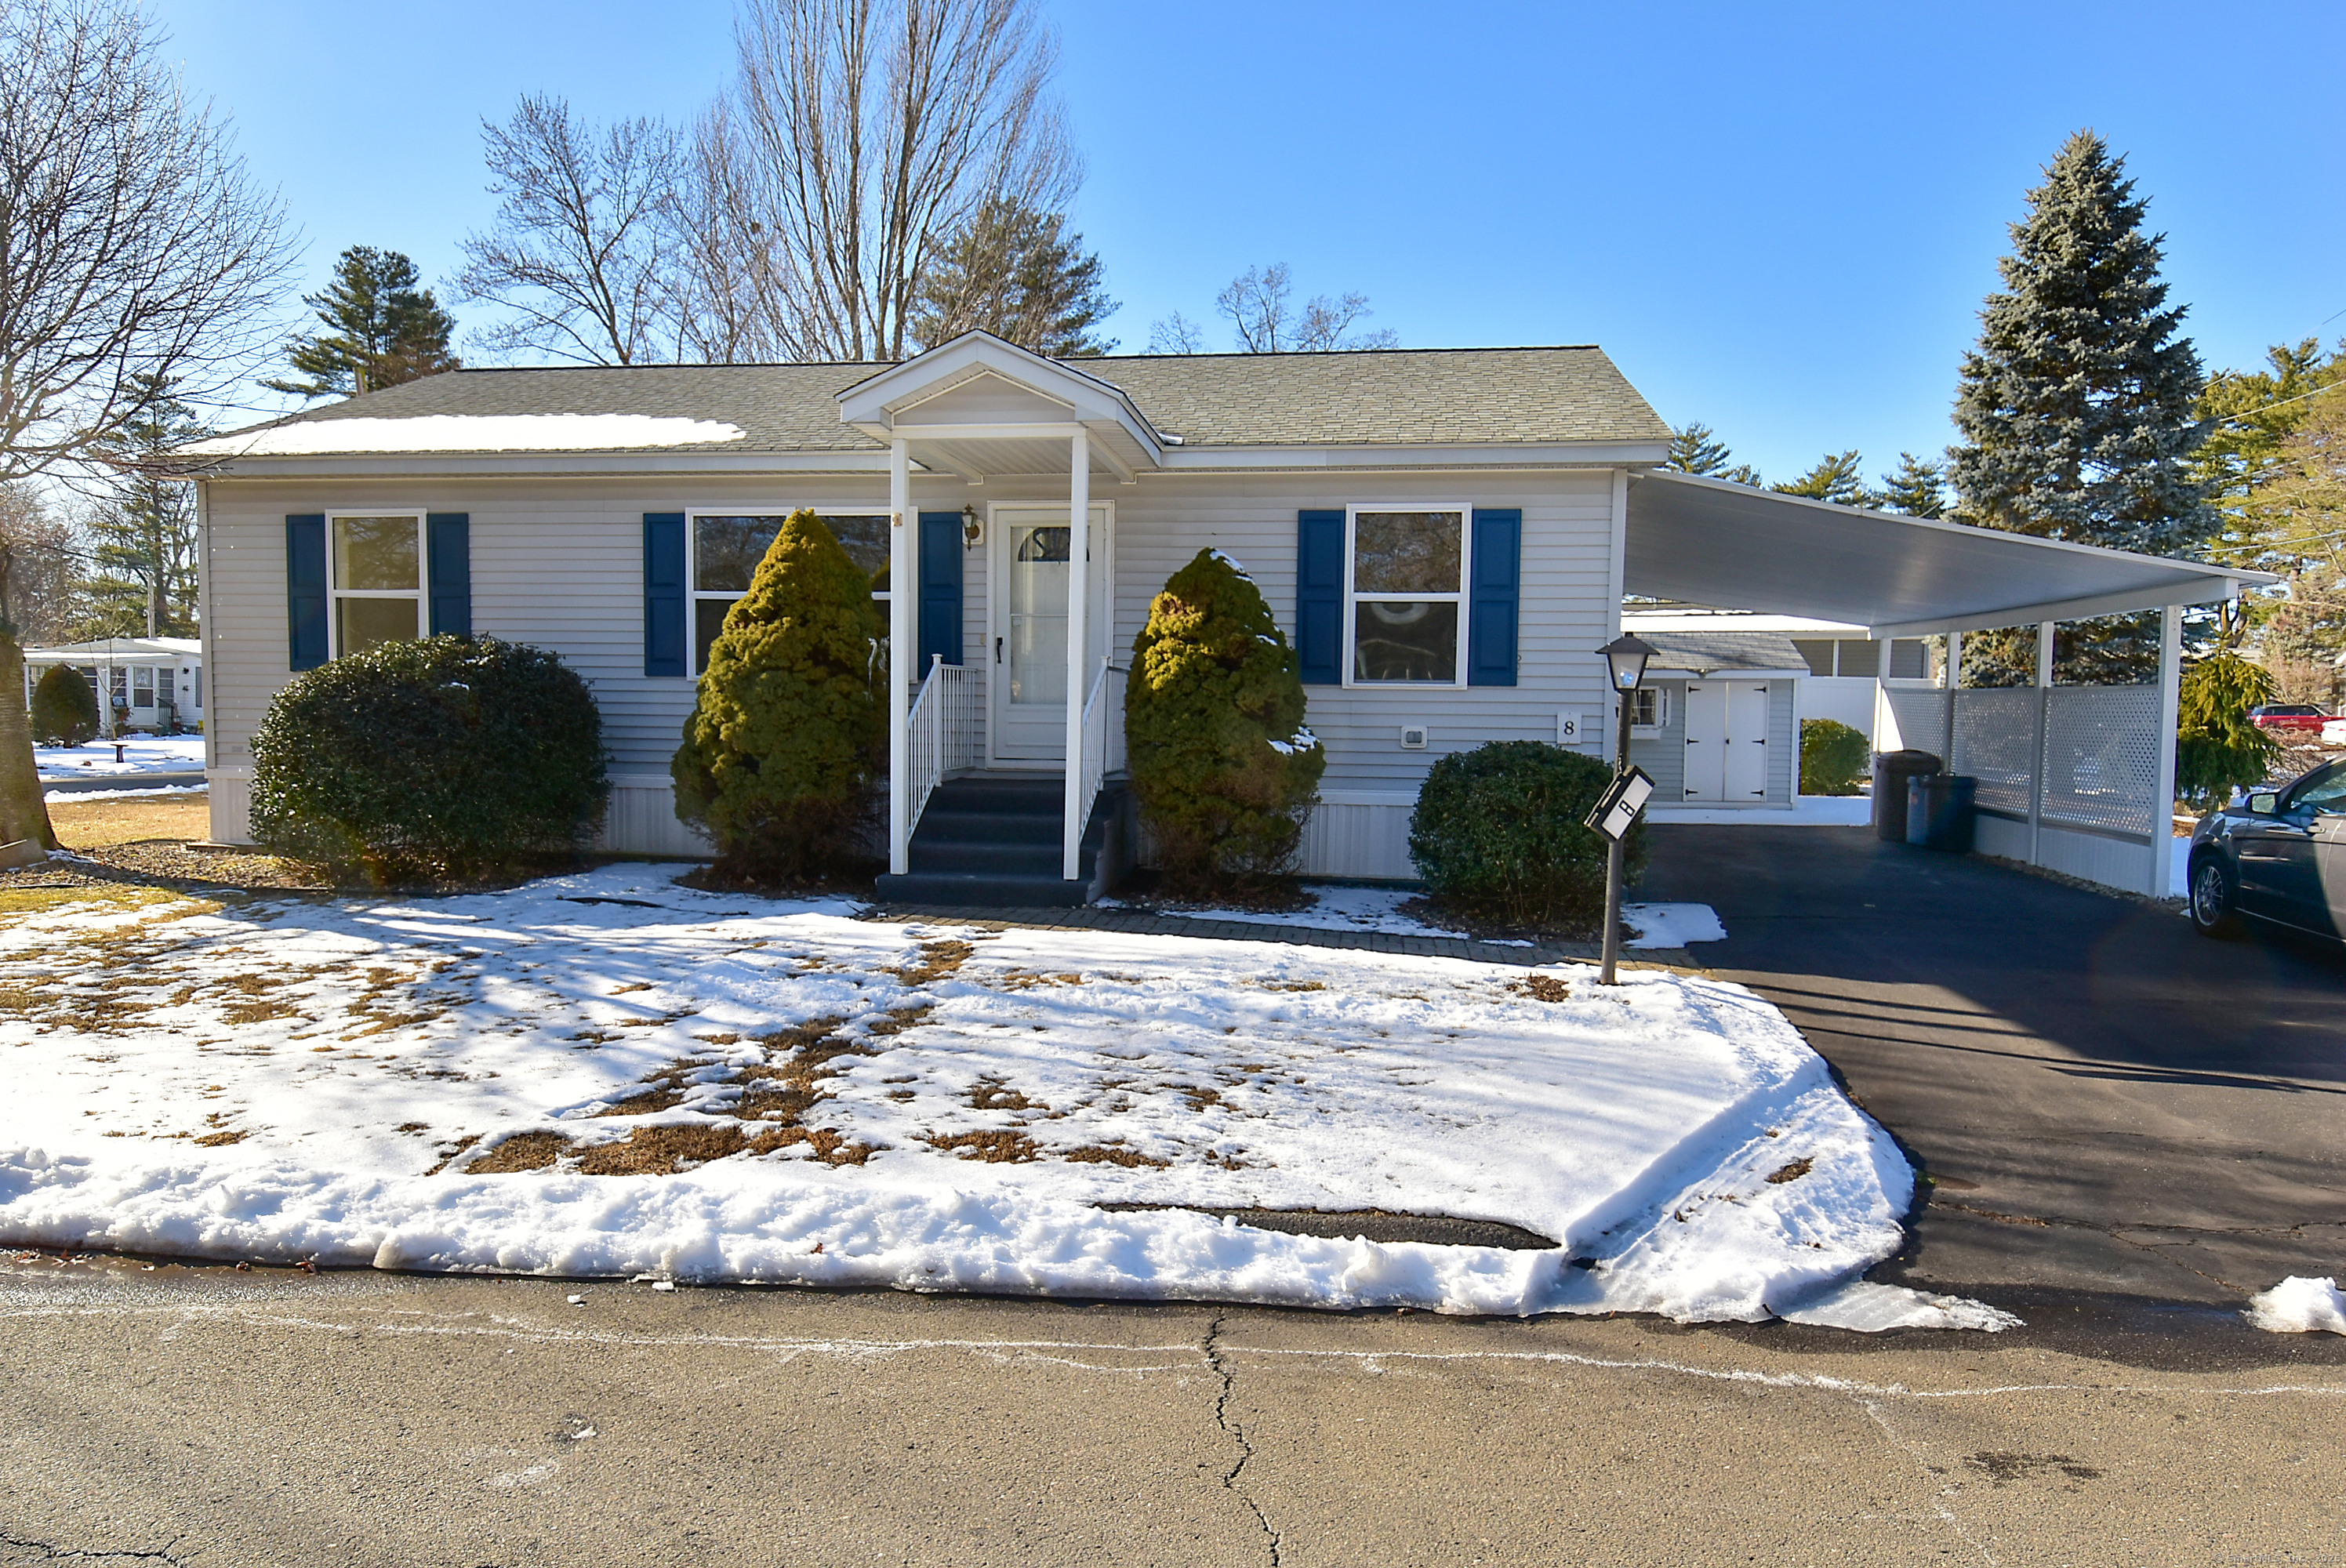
[2152,604,2182,897]
[1941,630,1962,768]
[2028,621,2054,867]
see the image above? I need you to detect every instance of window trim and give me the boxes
[1342,503,1470,689]
[686,509,895,675]
[1629,685,1670,738]
[325,510,425,659]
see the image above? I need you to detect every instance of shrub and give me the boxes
[31,664,100,746]
[2176,650,2282,809]
[1408,742,1638,931]
[673,509,884,881]
[1125,548,1325,893]
[249,636,608,882]
[1799,718,1870,795]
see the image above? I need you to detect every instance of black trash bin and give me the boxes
[1872,750,1942,841]
[1907,772,1976,852]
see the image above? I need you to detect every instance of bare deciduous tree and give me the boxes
[455,94,687,365]
[692,0,1077,362]
[1215,263,1399,353]
[0,0,292,848]
[1146,311,1207,355]
[0,484,84,644]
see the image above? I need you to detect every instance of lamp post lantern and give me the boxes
[1595,633,1657,985]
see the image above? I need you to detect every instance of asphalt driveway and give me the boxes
[1640,825,2346,1317]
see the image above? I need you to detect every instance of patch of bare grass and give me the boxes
[1060,1143,1171,1169]
[462,1131,572,1174]
[924,1128,1040,1163]
[47,794,210,849]
[1510,975,1571,1004]
[892,940,974,984]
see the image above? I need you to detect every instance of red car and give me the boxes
[2250,704,2330,736]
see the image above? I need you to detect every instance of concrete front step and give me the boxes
[872,869,1094,908]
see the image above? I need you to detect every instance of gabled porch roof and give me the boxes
[1625,470,2272,634]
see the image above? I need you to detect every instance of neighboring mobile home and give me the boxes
[179,332,2260,902]
[23,637,204,736]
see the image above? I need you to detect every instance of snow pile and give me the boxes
[46,784,207,804]
[180,414,746,458]
[2246,1276,2346,1334]
[37,735,206,780]
[1624,903,1728,949]
[0,866,1993,1327]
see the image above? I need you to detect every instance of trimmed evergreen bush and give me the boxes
[1408,742,1636,931]
[31,663,100,746]
[1799,718,1870,796]
[1125,549,1324,892]
[2176,651,2281,809]
[673,509,885,881]
[249,635,608,883]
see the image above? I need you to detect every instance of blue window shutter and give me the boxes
[1296,510,1345,684]
[1468,508,1521,687]
[285,514,328,671]
[427,513,471,637]
[917,512,964,668]
[644,514,687,677]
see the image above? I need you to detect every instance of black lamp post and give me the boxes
[1596,633,1656,985]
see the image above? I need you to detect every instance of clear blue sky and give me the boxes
[151,0,2344,484]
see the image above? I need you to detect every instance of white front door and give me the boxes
[990,504,1112,764]
[1683,681,1772,802]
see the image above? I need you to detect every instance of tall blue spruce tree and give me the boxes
[1951,130,2214,686]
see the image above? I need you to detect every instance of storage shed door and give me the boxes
[1683,681,1770,802]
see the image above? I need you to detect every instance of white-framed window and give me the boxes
[327,512,424,658]
[689,512,892,674]
[1629,686,1670,736]
[1346,504,1468,686]
[131,667,154,709]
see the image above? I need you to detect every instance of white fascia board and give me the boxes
[1154,440,1669,471]
[836,332,1166,464]
[1870,578,2249,637]
[1654,666,1811,681]
[1623,612,1867,633]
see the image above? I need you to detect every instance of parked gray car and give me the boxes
[2188,760,2346,938]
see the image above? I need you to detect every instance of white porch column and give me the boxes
[1062,428,1091,883]
[888,437,913,877]
[2151,604,2183,897]
[2028,620,2055,866]
[1941,630,1962,767]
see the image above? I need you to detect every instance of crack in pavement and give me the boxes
[1,1533,185,1564]
[1203,1314,1282,1567]
[1855,1401,2000,1567]
[1926,1200,2285,1294]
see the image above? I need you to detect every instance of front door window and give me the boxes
[1007,524,1070,708]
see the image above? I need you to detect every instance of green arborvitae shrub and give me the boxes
[2175,651,2282,809]
[1125,549,1324,892]
[1408,742,1639,931]
[1799,718,1871,796]
[673,509,885,881]
[31,664,100,746]
[249,636,609,883]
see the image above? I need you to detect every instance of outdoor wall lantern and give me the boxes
[1589,633,1659,986]
[962,503,984,548]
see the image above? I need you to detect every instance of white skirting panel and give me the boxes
[1298,794,1418,882]
[600,781,715,858]
[205,769,254,844]
[1972,810,2030,861]
[1970,811,2155,896]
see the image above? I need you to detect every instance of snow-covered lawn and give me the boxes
[1119,884,1726,951]
[0,866,2004,1329]
[35,735,207,780]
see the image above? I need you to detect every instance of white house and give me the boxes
[176,333,2262,902]
[24,636,204,735]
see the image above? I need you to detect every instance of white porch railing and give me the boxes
[1066,656,1126,881]
[906,656,982,837]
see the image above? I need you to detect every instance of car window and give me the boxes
[2293,767,2346,815]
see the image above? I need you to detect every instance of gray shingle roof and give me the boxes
[1640,630,1810,674]
[210,346,1668,456]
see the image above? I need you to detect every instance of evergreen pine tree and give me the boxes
[672,511,885,883]
[1878,452,1948,517]
[266,246,461,401]
[78,377,204,637]
[1772,450,1872,506]
[909,200,1118,357]
[1951,130,2215,684]
[1665,423,1762,486]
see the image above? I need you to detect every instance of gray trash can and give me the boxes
[1907,773,1976,852]
[1872,750,1942,841]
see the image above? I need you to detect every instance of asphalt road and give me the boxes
[1641,824,2346,1312]
[3,1257,2343,1568]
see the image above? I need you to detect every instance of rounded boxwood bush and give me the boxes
[673,509,884,882]
[1125,548,1325,893]
[31,663,100,746]
[1407,741,1640,931]
[1799,717,1871,796]
[249,636,609,882]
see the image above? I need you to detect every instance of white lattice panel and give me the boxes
[1883,688,1948,757]
[2039,687,2161,837]
[1951,689,2038,815]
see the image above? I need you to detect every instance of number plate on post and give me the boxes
[1585,766,1656,842]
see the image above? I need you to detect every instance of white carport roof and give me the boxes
[1624,469,2271,637]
